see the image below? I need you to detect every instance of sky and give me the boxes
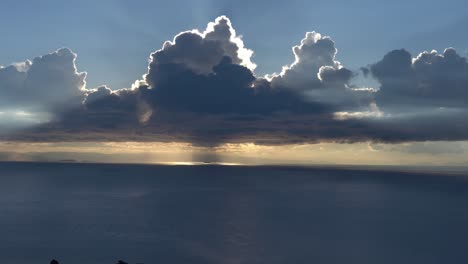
[1,0,468,165]
[2,0,468,89]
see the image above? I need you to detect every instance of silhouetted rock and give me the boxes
[50,260,59,264]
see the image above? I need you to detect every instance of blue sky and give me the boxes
[1,0,467,90]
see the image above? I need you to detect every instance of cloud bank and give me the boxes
[1,16,468,146]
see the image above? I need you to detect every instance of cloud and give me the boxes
[270,31,343,91]
[58,18,370,146]
[148,16,255,76]
[369,141,465,155]
[1,16,468,146]
[0,48,86,112]
[368,48,468,111]
[269,31,372,109]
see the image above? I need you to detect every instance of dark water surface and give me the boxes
[0,162,467,264]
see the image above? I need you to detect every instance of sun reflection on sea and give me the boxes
[157,161,243,166]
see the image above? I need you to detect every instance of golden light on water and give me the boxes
[158,161,199,166]
[158,161,243,166]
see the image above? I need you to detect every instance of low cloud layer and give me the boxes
[1,16,468,146]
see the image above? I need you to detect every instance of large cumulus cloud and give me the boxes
[270,31,346,91]
[0,48,86,111]
[368,48,468,111]
[149,16,256,75]
[52,17,369,145]
[2,16,468,146]
[140,18,371,118]
[269,32,372,108]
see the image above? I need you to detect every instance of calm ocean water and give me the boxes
[0,162,467,264]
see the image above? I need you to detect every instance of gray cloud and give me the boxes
[1,16,468,146]
[370,141,465,155]
[270,32,342,91]
[0,48,86,112]
[368,48,468,111]
[269,31,372,109]
[149,16,255,75]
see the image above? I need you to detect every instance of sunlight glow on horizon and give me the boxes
[0,141,466,166]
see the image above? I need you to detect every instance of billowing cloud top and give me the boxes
[0,48,86,111]
[149,16,256,75]
[1,16,468,146]
[369,48,468,110]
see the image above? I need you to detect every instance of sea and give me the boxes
[0,162,467,264]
